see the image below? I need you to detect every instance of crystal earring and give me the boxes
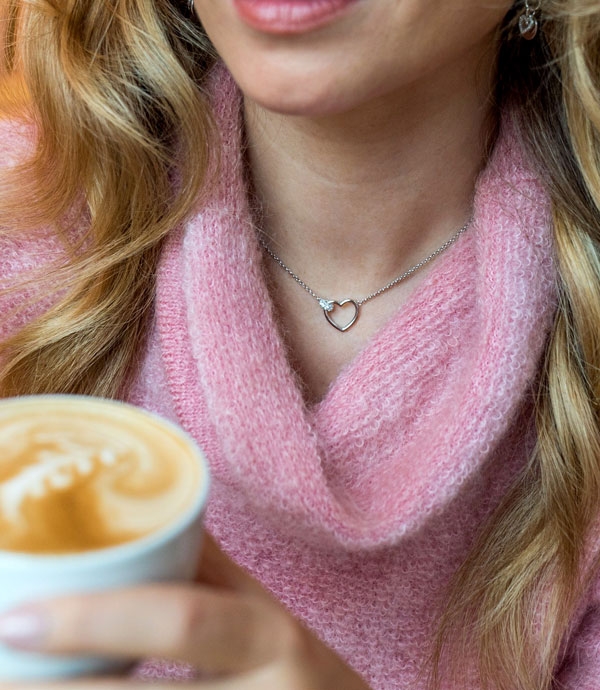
[518,0,540,40]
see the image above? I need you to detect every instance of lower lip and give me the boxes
[232,0,358,34]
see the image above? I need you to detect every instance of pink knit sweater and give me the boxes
[2,67,600,689]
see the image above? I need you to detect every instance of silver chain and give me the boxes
[259,218,472,332]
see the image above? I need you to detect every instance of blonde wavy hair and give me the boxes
[1,1,600,689]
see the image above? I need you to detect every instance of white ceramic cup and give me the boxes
[0,395,210,680]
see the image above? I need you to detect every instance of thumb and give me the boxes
[197,534,269,598]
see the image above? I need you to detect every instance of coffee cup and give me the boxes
[0,395,210,680]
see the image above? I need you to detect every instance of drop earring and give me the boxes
[188,0,195,15]
[518,0,540,40]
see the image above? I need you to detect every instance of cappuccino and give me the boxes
[0,397,204,554]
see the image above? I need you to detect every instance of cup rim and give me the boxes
[0,394,210,569]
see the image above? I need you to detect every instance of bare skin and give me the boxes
[199,0,512,403]
[0,536,370,689]
[245,52,494,403]
[0,0,514,687]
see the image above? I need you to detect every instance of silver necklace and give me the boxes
[260,219,471,332]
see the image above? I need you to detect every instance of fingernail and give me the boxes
[0,608,49,649]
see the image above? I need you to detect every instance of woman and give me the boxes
[0,0,599,688]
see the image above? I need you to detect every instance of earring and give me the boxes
[518,0,540,40]
[188,0,195,15]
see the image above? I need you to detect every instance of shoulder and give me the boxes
[0,114,67,273]
[0,115,36,167]
[0,116,71,341]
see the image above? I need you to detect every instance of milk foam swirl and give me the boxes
[0,399,203,554]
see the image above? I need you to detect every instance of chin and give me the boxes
[223,57,358,117]
[243,86,346,117]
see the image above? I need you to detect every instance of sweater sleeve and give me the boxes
[0,117,70,343]
[554,561,600,689]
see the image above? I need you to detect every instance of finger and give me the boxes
[0,586,297,676]
[196,535,268,597]
[1,680,203,689]
[0,678,130,690]
[0,656,370,690]
[0,663,296,690]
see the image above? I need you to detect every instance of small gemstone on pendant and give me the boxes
[319,299,334,312]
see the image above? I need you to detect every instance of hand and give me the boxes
[0,535,371,689]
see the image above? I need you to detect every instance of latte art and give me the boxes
[0,399,203,554]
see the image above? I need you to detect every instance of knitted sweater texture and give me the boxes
[2,67,600,688]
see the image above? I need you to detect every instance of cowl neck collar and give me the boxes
[156,64,556,549]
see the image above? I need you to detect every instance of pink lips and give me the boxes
[232,0,359,34]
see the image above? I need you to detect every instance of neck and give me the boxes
[244,39,498,298]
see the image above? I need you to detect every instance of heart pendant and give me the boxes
[320,298,359,332]
[518,13,538,39]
